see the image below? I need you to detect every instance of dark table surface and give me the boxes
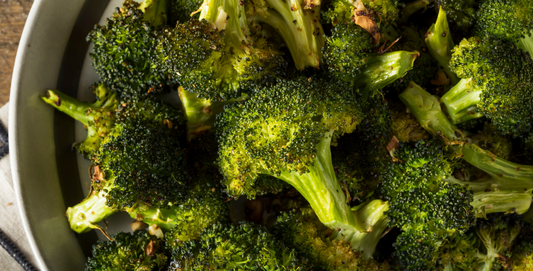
[0,0,34,107]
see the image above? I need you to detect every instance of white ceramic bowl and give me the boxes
[10,1,136,270]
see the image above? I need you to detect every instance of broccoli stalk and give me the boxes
[425,7,459,85]
[178,86,232,139]
[275,132,364,232]
[41,87,117,158]
[440,78,483,124]
[398,81,458,140]
[518,30,533,59]
[252,0,324,70]
[65,185,117,237]
[400,0,430,22]
[353,51,420,98]
[475,0,533,58]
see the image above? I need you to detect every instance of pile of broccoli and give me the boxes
[42,0,533,269]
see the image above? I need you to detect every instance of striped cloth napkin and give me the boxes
[0,103,39,270]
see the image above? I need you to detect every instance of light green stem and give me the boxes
[441,78,484,124]
[425,7,459,85]
[353,51,419,98]
[399,81,458,140]
[276,132,364,232]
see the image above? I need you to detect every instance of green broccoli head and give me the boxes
[88,0,175,97]
[323,23,374,81]
[216,77,362,198]
[475,0,533,44]
[379,139,476,270]
[447,36,533,137]
[94,117,188,209]
[167,222,311,270]
[511,234,533,270]
[436,231,480,270]
[323,22,419,97]
[332,95,393,205]
[168,0,202,25]
[85,231,168,271]
[159,17,287,102]
[470,122,513,160]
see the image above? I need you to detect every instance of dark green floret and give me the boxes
[85,230,168,271]
[438,214,527,270]
[87,0,174,97]
[332,95,393,204]
[379,138,476,270]
[425,7,459,85]
[444,36,533,137]
[167,222,312,270]
[216,76,369,236]
[475,0,533,57]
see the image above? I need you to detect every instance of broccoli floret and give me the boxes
[168,0,202,25]
[323,22,419,97]
[437,231,480,270]
[66,116,189,234]
[273,205,391,270]
[510,233,533,270]
[332,96,393,204]
[443,37,533,138]
[390,107,429,142]
[425,7,460,85]
[88,0,176,97]
[167,222,312,270]
[438,214,528,270]
[42,84,118,159]
[475,0,533,57]
[217,77,364,230]
[85,230,168,271]
[379,139,476,270]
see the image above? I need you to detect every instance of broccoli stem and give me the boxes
[425,7,459,85]
[178,87,232,139]
[334,200,390,259]
[471,190,532,216]
[399,81,459,140]
[42,89,95,126]
[65,189,117,235]
[461,144,533,185]
[275,132,365,233]
[400,0,430,22]
[517,30,533,59]
[353,51,419,98]
[440,78,484,124]
[255,0,324,69]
